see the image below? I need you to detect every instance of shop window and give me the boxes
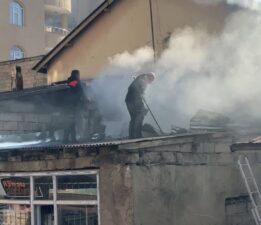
[34,176,53,200]
[10,1,24,26]
[58,205,98,225]
[0,204,31,225]
[57,175,97,201]
[0,170,99,225]
[225,195,254,225]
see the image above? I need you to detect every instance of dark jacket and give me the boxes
[125,75,148,110]
[66,75,83,112]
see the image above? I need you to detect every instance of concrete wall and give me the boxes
[47,0,235,83]
[0,133,259,225]
[0,56,47,92]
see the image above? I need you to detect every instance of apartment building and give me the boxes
[0,0,71,62]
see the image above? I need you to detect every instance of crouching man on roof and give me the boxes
[125,72,155,139]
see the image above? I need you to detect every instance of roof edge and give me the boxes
[0,132,219,153]
[0,55,44,66]
[230,143,261,152]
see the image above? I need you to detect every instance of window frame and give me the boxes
[10,46,25,60]
[10,0,24,27]
[0,170,100,225]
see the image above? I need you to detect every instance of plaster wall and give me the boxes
[0,0,45,61]
[48,0,152,83]
[47,0,235,83]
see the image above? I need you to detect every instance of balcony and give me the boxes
[45,26,70,36]
[44,0,71,14]
[45,26,70,52]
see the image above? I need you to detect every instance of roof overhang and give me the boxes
[230,143,261,152]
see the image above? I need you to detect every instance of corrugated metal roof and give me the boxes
[230,135,261,152]
[0,133,213,152]
[251,136,261,143]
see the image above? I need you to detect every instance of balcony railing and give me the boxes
[44,0,71,13]
[45,26,70,36]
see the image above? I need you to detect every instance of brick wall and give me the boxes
[0,56,47,92]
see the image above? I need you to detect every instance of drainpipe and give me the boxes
[149,0,156,62]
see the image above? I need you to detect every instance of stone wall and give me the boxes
[0,56,47,92]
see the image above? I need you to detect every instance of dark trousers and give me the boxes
[126,103,146,139]
[63,113,77,143]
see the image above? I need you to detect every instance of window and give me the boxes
[10,46,24,60]
[10,1,24,26]
[0,170,99,225]
[225,196,254,225]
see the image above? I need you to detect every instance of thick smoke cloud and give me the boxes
[193,0,261,11]
[89,10,261,137]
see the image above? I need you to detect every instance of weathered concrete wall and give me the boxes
[126,134,254,225]
[0,56,46,92]
[0,133,258,225]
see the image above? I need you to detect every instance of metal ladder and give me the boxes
[238,156,261,225]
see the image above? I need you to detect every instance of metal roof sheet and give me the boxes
[0,133,213,152]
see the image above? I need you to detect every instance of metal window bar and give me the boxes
[53,175,58,225]
[30,176,35,225]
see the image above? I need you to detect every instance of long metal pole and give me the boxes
[141,96,164,134]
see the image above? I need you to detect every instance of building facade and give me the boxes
[0,132,258,225]
[34,0,236,83]
[0,0,71,62]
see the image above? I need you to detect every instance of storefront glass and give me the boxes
[34,205,54,225]
[0,170,99,225]
[34,177,53,200]
[0,204,31,225]
[58,205,98,225]
[57,175,97,201]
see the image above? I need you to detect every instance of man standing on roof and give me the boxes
[125,72,155,139]
[64,69,82,142]
[15,66,23,91]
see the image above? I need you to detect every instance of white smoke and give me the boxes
[227,0,261,10]
[193,0,261,11]
[89,10,261,136]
